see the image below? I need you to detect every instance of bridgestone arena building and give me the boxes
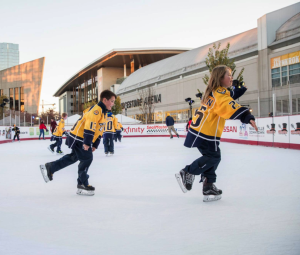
[55,3,300,124]
[116,3,300,123]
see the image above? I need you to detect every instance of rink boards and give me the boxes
[0,115,299,149]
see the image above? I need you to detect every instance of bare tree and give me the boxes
[138,87,156,124]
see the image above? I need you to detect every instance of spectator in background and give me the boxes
[186,117,192,131]
[166,113,179,139]
[39,121,48,140]
[12,124,20,142]
[50,118,57,134]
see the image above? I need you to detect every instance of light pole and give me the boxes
[185,97,195,118]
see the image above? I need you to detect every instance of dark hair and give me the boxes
[189,117,192,121]
[100,90,116,101]
[62,113,68,118]
[41,120,44,123]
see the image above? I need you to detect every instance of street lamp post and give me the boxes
[185,97,195,118]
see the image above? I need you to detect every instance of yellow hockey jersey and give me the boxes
[116,122,123,131]
[103,114,118,137]
[67,102,107,147]
[184,86,254,151]
[52,118,65,137]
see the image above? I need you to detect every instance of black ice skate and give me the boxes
[170,135,173,139]
[105,152,109,157]
[202,177,222,202]
[40,163,53,183]
[177,134,179,138]
[77,184,95,196]
[48,146,54,154]
[175,169,195,193]
[109,151,114,156]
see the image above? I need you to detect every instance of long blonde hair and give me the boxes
[201,65,231,104]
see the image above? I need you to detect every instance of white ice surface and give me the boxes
[0,138,299,255]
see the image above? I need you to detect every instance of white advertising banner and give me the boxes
[122,124,187,136]
[0,115,299,149]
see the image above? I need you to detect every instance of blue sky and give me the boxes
[1,0,299,112]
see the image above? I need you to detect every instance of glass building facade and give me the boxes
[0,43,19,71]
[0,57,45,114]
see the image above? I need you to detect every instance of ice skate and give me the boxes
[76,184,95,196]
[175,169,195,193]
[56,150,64,155]
[177,134,179,138]
[48,146,54,154]
[170,135,173,139]
[109,151,114,156]
[105,152,109,157]
[202,177,222,202]
[40,163,53,183]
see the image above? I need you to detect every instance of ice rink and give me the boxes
[0,137,299,255]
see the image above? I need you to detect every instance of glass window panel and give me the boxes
[9,88,13,109]
[272,73,280,79]
[289,63,300,70]
[289,69,300,75]
[271,68,280,74]
[272,78,281,87]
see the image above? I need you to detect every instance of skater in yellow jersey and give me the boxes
[103,112,118,156]
[175,65,258,202]
[40,90,116,196]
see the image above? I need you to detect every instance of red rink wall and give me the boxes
[1,115,299,149]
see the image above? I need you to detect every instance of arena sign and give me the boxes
[121,94,162,109]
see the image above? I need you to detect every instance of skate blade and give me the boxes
[56,153,64,155]
[47,146,54,154]
[175,174,187,193]
[203,195,222,202]
[76,189,95,196]
[40,165,49,183]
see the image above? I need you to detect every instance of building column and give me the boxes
[124,64,127,77]
[131,59,135,74]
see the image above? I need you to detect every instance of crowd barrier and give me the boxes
[0,115,299,149]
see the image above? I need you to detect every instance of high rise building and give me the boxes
[0,43,19,71]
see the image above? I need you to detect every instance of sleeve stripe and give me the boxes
[230,107,248,120]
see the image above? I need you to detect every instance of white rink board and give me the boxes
[0,115,299,148]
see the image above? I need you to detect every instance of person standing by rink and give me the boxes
[166,113,179,139]
[114,120,123,142]
[39,121,48,140]
[175,65,258,202]
[12,124,20,142]
[50,118,57,134]
[40,90,115,196]
[103,112,118,156]
[48,113,68,155]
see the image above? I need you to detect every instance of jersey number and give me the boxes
[90,122,96,131]
[229,101,237,110]
[190,108,206,129]
[106,121,113,131]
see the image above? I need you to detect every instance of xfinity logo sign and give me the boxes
[121,94,162,109]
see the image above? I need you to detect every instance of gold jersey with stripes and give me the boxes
[52,118,65,138]
[103,114,118,137]
[116,122,123,131]
[67,102,107,148]
[184,86,254,151]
